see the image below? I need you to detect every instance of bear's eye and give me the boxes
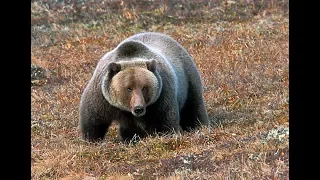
[142,87,148,92]
[127,88,133,92]
[141,87,146,91]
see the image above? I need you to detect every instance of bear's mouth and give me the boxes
[132,106,146,117]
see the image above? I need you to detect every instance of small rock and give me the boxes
[31,64,49,85]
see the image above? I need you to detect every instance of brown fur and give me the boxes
[109,67,156,116]
[79,32,209,142]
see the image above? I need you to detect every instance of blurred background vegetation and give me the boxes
[31,0,289,47]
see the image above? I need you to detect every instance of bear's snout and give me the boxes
[130,89,146,117]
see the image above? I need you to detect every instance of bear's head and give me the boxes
[102,59,162,117]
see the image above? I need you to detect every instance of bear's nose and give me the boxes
[134,106,145,115]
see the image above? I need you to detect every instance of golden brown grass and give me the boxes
[32,0,288,179]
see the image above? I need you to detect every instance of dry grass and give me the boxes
[31,0,288,179]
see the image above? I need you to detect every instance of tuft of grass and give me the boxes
[32,0,288,179]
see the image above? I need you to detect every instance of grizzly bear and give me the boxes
[79,32,209,142]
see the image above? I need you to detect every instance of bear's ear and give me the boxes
[146,60,156,72]
[108,62,121,77]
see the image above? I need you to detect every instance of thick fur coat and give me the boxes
[79,32,209,142]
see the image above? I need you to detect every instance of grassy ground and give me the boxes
[31,0,289,179]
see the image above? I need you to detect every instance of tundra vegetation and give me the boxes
[31,0,289,179]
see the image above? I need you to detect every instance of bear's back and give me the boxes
[125,32,190,63]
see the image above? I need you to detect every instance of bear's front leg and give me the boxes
[158,103,182,134]
[81,121,110,142]
[119,124,147,142]
[79,104,111,142]
[162,113,182,134]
